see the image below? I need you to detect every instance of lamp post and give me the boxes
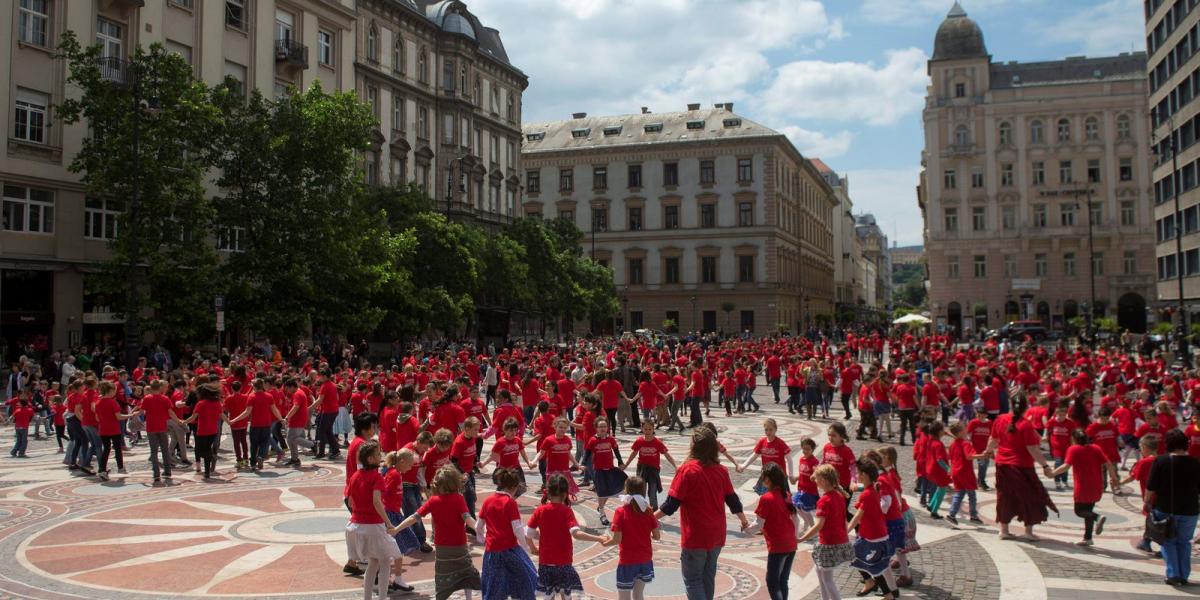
[1158,115,1191,367]
[1065,184,1097,347]
[689,295,697,334]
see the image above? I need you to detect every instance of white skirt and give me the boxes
[345,522,403,562]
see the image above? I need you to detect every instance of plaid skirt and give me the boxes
[536,564,584,595]
[434,545,481,600]
[481,547,538,600]
[812,542,854,568]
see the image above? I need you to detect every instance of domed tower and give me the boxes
[932,1,988,62]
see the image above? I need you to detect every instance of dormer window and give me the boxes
[723,118,741,128]
[603,126,622,136]
[571,128,590,138]
[644,123,663,133]
[686,120,705,130]
[526,132,544,141]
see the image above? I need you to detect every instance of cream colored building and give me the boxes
[0,0,525,357]
[521,104,837,335]
[920,3,1156,335]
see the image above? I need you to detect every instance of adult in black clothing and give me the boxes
[1146,429,1200,587]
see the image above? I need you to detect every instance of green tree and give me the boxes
[56,33,223,347]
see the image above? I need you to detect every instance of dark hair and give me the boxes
[1009,394,1029,434]
[800,437,817,451]
[856,458,880,483]
[353,412,378,436]
[1070,429,1089,445]
[827,422,848,440]
[624,476,648,512]
[196,382,221,401]
[687,427,720,465]
[1165,428,1189,453]
[357,440,381,469]
[544,473,571,504]
[494,467,521,491]
[761,463,797,514]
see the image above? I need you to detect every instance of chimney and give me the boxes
[724,102,734,112]
[687,103,700,111]
[572,112,587,119]
[641,106,650,114]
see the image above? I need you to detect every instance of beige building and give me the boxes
[856,214,891,312]
[888,245,925,266]
[920,3,1156,336]
[0,0,525,358]
[521,104,837,335]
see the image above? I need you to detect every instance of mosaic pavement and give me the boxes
[0,382,1191,599]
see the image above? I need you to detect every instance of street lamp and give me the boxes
[689,295,697,334]
[1066,183,1098,347]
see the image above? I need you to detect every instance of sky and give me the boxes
[467,0,1148,246]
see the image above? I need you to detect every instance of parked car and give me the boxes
[988,320,1048,342]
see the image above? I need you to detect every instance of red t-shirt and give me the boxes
[924,438,951,487]
[450,434,478,472]
[667,460,735,550]
[248,391,277,428]
[287,390,310,429]
[344,436,366,497]
[631,436,669,469]
[348,469,385,525]
[417,493,470,546]
[597,380,623,410]
[1085,421,1120,462]
[1187,424,1200,460]
[492,404,524,439]
[795,454,819,494]
[479,492,521,551]
[1112,406,1136,435]
[1131,455,1155,496]
[528,502,578,565]
[319,380,340,414]
[967,418,992,453]
[855,485,888,539]
[815,491,849,544]
[949,438,977,491]
[1047,416,1078,458]
[893,383,917,410]
[491,436,524,469]
[140,393,173,433]
[821,443,856,489]
[94,396,122,436]
[611,504,658,564]
[754,437,790,470]
[992,414,1039,468]
[11,406,33,428]
[223,392,248,431]
[540,435,573,471]
[755,489,798,553]
[194,400,224,437]
[382,468,404,512]
[422,446,452,485]
[1064,443,1107,503]
[586,435,618,471]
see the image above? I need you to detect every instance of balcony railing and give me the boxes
[97,56,132,86]
[274,38,308,68]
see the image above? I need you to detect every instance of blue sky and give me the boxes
[468,0,1146,246]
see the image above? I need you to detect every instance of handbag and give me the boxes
[1143,454,1176,544]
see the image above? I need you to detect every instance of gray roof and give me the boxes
[410,1,516,69]
[932,2,987,61]
[522,107,780,153]
[989,53,1146,89]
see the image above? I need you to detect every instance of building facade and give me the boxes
[521,105,837,336]
[0,0,525,358]
[920,3,1156,336]
[1146,0,1200,324]
[855,214,892,312]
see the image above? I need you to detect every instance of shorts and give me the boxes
[1120,433,1136,448]
[616,561,655,589]
[792,491,819,512]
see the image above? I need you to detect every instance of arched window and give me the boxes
[1030,119,1044,144]
[998,121,1012,145]
[418,48,428,83]
[1116,114,1131,138]
[1057,118,1071,142]
[1084,116,1099,141]
[367,24,378,61]
[393,37,405,73]
[460,66,467,98]
[954,125,969,145]
[473,76,481,105]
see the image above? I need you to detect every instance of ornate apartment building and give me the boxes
[0,0,525,356]
[920,3,1156,336]
[521,105,837,336]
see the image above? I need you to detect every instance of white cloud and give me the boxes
[780,126,855,159]
[843,167,925,246]
[757,48,929,126]
[860,0,1034,25]
[1032,0,1143,56]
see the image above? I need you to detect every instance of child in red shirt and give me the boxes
[525,473,607,597]
[790,437,820,534]
[1118,435,1159,553]
[587,418,627,526]
[739,418,792,495]
[946,422,986,525]
[380,450,419,593]
[1049,430,1119,546]
[344,441,406,600]
[966,411,993,490]
[1045,405,1078,490]
[848,460,899,600]
[923,421,951,519]
[799,463,853,600]
[602,476,660,598]
[623,420,677,511]
[395,465,481,599]
[478,468,538,599]
[747,463,800,600]
[535,417,581,498]
[9,395,34,458]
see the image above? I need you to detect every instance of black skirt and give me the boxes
[593,467,628,498]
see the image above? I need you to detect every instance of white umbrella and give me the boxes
[893,313,932,325]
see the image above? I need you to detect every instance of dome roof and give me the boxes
[932,2,987,61]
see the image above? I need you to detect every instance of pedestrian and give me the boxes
[526,473,607,599]
[344,441,404,600]
[985,394,1058,541]
[623,419,677,511]
[478,467,538,600]
[790,437,820,534]
[922,420,951,519]
[588,418,627,526]
[747,463,799,600]
[848,459,899,600]
[1145,429,1200,586]
[92,380,140,481]
[1048,429,1119,546]
[1118,434,1159,554]
[738,418,792,495]
[945,421,986,526]
[797,464,853,600]
[394,465,482,600]
[9,395,33,458]
[604,476,660,600]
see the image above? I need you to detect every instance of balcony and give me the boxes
[97,56,132,87]
[274,39,308,69]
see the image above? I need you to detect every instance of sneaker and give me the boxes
[945,515,959,526]
[117,467,127,475]
[97,471,109,481]
[78,466,95,476]
[1095,515,1106,536]
[979,483,991,491]
[1136,539,1154,553]
[1054,482,1063,491]
[153,477,161,483]
[929,511,943,520]
[969,516,984,525]
[1075,539,1094,547]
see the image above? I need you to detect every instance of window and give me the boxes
[559,209,573,223]
[223,61,246,96]
[701,256,717,283]
[275,10,294,44]
[1004,254,1017,278]
[955,125,969,145]
[1121,200,1136,226]
[507,93,515,122]
[998,121,1012,145]
[317,30,334,66]
[1033,203,1047,227]
[664,205,679,229]
[628,206,642,231]
[593,166,607,190]
[971,168,984,189]
[171,0,194,8]
[737,158,753,182]
[1030,119,1044,144]
[1035,253,1047,276]
[1124,250,1137,274]
[367,25,378,61]
[664,257,680,284]
[442,59,454,92]
[628,258,644,285]
[1060,204,1076,226]
[392,95,405,131]
[217,226,246,252]
[973,255,987,278]
[1089,202,1102,226]
[417,106,428,138]
[1119,158,1133,181]
[700,203,716,228]
[367,85,379,118]
[391,156,406,183]
[393,37,404,73]
[739,255,755,283]
[593,207,608,232]
[526,170,540,193]
[1087,159,1101,183]
[971,206,986,230]
[947,255,960,279]
[365,151,378,186]
[663,162,679,186]
[418,49,428,83]
[226,0,247,31]
[1117,114,1131,138]
[559,168,573,192]
[165,40,192,64]
[13,89,48,144]
[1092,252,1105,276]
[628,164,642,188]
[1059,160,1073,184]
[944,207,958,231]
[738,202,753,226]
[1002,205,1016,230]
[18,0,50,47]
[955,82,966,98]
[2,185,53,233]
[1001,163,1014,186]
[85,197,121,239]
[700,160,715,184]
[1032,161,1045,185]
[1085,117,1099,141]
[944,169,957,189]
[1064,252,1076,276]
[1056,118,1071,142]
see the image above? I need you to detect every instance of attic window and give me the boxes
[603,126,622,136]
[722,118,742,128]
[525,132,545,141]
[1011,75,1021,84]
[571,128,590,138]
[686,120,705,130]
[644,123,663,133]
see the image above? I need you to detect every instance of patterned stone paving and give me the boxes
[0,378,1191,599]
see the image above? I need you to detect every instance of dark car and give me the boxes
[990,320,1048,342]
